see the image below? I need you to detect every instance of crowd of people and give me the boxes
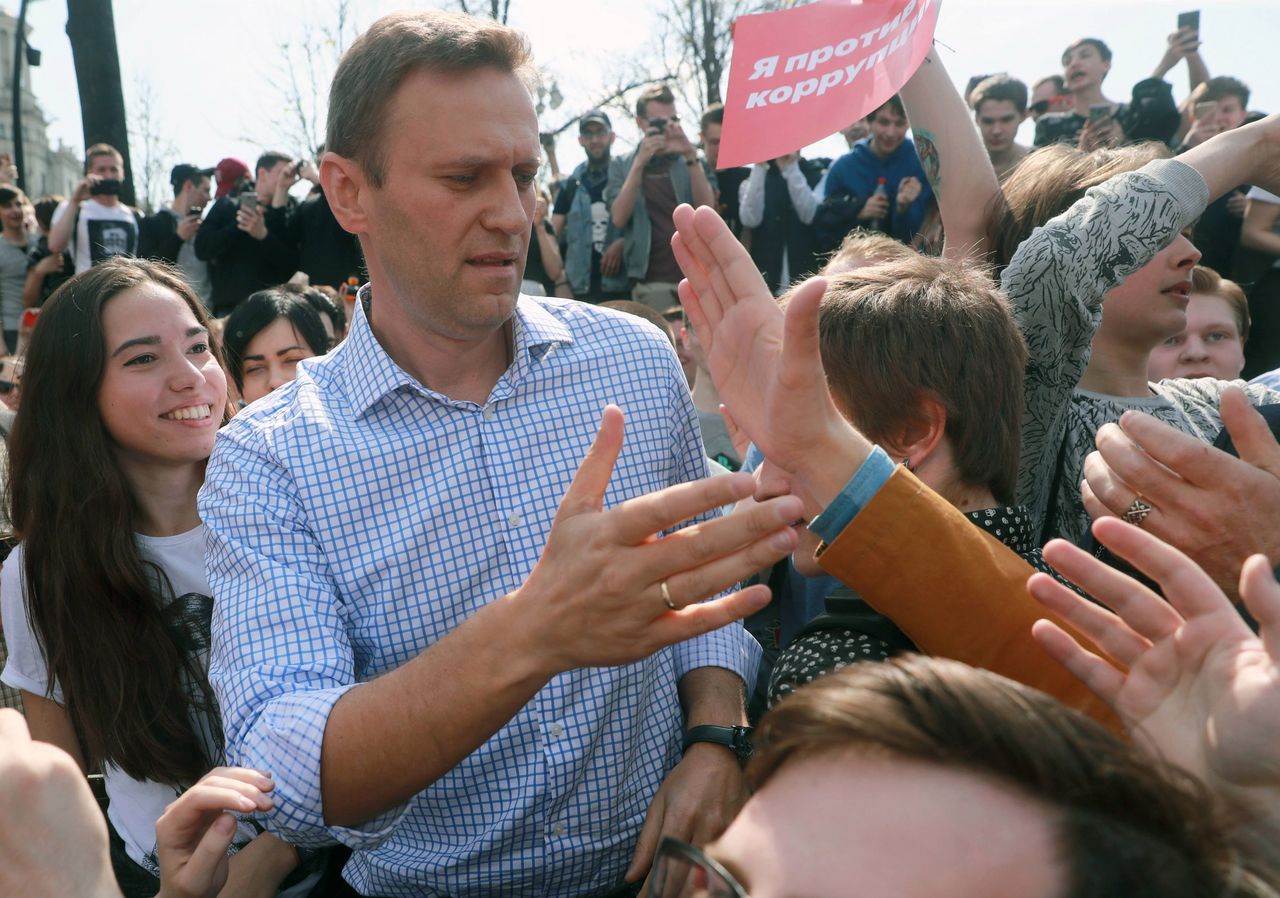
[0,6,1279,898]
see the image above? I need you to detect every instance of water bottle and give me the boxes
[865,177,888,232]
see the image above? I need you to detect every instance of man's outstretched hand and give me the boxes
[671,203,868,516]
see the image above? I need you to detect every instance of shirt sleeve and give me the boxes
[783,164,819,225]
[1002,157,1210,528]
[661,353,761,689]
[201,421,408,850]
[0,545,61,701]
[738,166,766,229]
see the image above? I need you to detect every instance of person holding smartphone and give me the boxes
[193,152,300,317]
[138,164,215,307]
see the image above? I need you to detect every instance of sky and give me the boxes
[12,0,1280,200]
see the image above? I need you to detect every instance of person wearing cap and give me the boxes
[138,163,215,305]
[608,83,717,313]
[195,152,301,317]
[550,110,627,302]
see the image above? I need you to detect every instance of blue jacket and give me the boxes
[822,137,933,244]
[560,161,628,296]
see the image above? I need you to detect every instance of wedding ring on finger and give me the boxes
[1122,495,1154,527]
[660,580,677,611]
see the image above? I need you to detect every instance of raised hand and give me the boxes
[670,203,868,516]
[1029,516,1280,826]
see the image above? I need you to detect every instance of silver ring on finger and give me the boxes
[1122,495,1154,527]
[660,580,677,611]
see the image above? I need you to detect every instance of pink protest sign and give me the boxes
[717,0,941,169]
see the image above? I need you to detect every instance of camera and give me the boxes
[647,116,669,135]
[89,178,122,197]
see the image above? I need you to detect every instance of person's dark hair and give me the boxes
[969,74,1029,116]
[990,142,1170,269]
[289,283,345,335]
[221,287,331,391]
[1189,76,1251,110]
[635,83,676,120]
[327,10,535,190]
[811,255,1027,505]
[0,186,24,208]
[865,94,905,122]
[1062,37,1112,66]
[753,656,1277,898]
[254,151,292,176]
[7,258,229,785]
[84,142,122,174]
[700,103,725,132]
[33,195,61,232]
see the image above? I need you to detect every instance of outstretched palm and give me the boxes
[671,204,853,499]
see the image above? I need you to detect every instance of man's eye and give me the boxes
[1163,337,1181,347]
[449,175,476,185]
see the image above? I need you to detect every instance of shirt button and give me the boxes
[483,405,495,420]
[549,723,563,738]
[507,511,522,526]
[550,822,567,837]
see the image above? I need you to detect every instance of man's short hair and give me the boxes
[865,94,905,122]
[811,254,1027,504]
[1192,265,1251,341]
[169,163,214,196]
[700,103,725,132]
[969,74,1029,115]
[1189,76,1251,110]
[635,83,676,120]
[33,195,61,232]
[1032,74,1066,94]
[823,230,916,274]
[326,10,534,189]
[751,657,1274,898]
[255,151,292,176]
[84,143,122,173]
[1062,37,1112,66]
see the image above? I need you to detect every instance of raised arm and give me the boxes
[898,47,999,262]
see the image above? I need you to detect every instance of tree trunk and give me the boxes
[65,0,135,205]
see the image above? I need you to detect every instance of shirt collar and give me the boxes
[342,286,574,417]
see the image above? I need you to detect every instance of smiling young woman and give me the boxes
[0,258,317,896]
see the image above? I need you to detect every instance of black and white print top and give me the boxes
[1001,158,1280,545]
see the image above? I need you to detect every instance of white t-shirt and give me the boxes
[1247,185,1280,204]
[0,526,235,876]
[51,198,139,273]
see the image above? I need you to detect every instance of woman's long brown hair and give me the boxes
[8,258,229,784]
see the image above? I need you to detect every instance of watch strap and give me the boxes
[683,724,753,763]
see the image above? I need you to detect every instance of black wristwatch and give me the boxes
[683,724,754,764]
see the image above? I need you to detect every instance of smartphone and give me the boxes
[1194,101,1218,121]
[1177,10,1199,32]
[240,192,258,212]
[647,116,669,135]
[1088,103,1112,123]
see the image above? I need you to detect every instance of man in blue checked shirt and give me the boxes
[199,10,802,898]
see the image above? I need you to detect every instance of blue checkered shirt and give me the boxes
[201,293,759,897]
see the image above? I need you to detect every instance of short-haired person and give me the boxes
[654,655,1279,898]
[550,110,628,301]
[608,83,717,312]
[221,288,331,406]
[138,163,215,306]
[1148,266,1249,382]
[1034,37,1180,150]
[968,74,1030,180]
[202,11,800,897]
[1183,77,1255,276]
[194,152,300,317]
[21,195,72,311]
[48,144,140,274]
[0,186,35,354]
[820,96,933,245]
[1027,74,1071,121]
[699,104,749,236]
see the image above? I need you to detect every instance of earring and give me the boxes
[901,457,914,472]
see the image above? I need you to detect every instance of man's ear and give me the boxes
[893,393,948,469]
[321,152,370,236]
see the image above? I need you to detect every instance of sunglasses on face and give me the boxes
[647,835,749,898]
